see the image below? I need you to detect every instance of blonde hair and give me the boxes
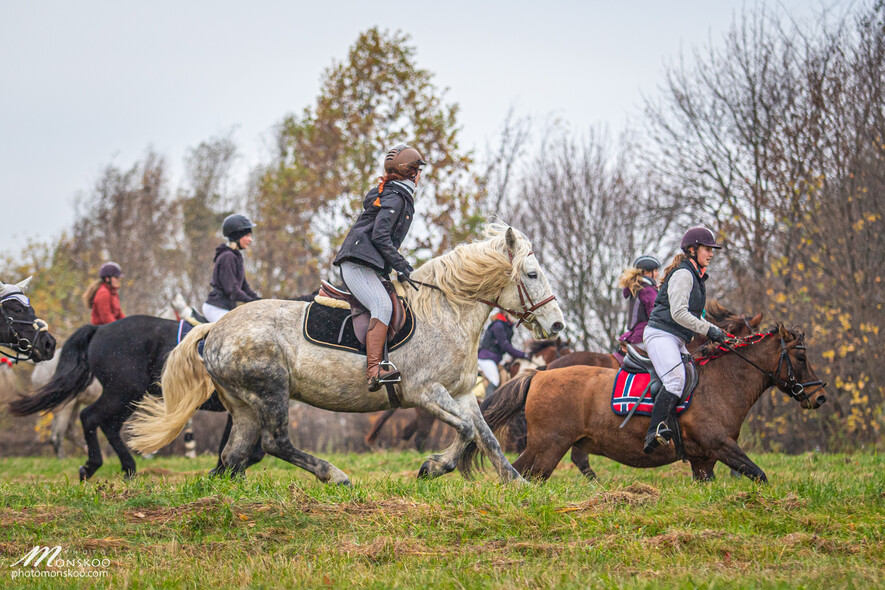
[82,279,104,309]
[618,267,649,296]
[405,224,532,323]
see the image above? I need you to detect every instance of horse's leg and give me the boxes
[716,439,767,483]
[78,400,111,481]
[569,447,596,479]
[690,458,716,482]
[418,386,523,483]
[510,431,573,481]
[217,406,262,477]
[365,408,397,448]
[411,410,436,452]
[50,399,75,458]
[249,388,350,485]
[183,419,197,459]
[212,411,267,477]
[99,410,137,479]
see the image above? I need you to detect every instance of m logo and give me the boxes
[11,546,61,568]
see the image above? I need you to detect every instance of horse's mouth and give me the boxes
[801,393,827,410]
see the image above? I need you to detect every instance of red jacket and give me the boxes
[91,283,125,325]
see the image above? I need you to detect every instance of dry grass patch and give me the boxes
[0,505,66,526]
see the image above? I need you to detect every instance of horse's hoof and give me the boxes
[323,466,351,486]
[417,460,433,479]
[78,466,89,482]
[123,471,137,480]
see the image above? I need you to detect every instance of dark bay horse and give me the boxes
[363,338,572,450]
[462,324,826,482]
[8,315,254,480]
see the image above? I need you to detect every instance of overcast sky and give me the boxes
[0,1,825,254]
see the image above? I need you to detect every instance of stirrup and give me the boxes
[653,422,673,447]
[378,360,401,384]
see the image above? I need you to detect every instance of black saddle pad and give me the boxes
[302,300,415,355]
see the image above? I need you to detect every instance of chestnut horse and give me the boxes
[508,303,764,475]
[363,338,571,450]
[463,324,826,483]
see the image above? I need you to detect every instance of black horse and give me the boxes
[0,278,56,363]
[8,315,261,480]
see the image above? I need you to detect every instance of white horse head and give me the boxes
[407,224,564,340]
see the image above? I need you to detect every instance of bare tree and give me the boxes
[508,127,675,350]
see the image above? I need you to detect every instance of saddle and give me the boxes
[303,281,415,355]
[317,280,406,345]
[621,344,698,401]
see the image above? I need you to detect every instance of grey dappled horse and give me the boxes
[127,225,565,485]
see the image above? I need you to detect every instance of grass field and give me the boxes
[0,451,882,589]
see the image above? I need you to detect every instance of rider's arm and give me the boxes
[241,278,260,301]
[370,193,410,272]
[491,322,528,360]
[638,285,657,318]
[668,269,716,336]
[216,253,258,304]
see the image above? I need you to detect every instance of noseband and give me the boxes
[0,294,49,363]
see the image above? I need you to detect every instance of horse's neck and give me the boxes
[702,338,778,414]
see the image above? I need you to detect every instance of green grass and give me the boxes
[0,451,882,589]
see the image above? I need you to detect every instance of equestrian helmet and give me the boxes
[99,262,124,279]
[680,227,722,251]
[633,255,661,271]
[222,214,256,241]
[384,144,426,178]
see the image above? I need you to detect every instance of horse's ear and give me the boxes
[505,227,516,254]
[777,322,789,339]
[750,312,763,328]
[15,276,33,293]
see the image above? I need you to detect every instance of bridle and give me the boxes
[475,251,557,330]
[697,330,826,405]
[404,249,558,333]
[0,294,49,363]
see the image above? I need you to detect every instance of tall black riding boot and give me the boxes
[643,390,681,454]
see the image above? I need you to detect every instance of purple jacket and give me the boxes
[478,316,528,364]
[618,280,658,344]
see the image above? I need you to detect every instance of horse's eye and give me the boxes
[527,272,538,280]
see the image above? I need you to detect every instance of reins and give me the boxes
[695,330,825,403]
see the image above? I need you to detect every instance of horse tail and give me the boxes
[8,325,98,416]
[458,370,538,477]
[126,323,215,455]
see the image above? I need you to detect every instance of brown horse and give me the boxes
[463,324,826,483]
[363,338,571,450]
[508,304,764,475]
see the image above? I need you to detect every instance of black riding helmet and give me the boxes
[222,214,256,242]
[633,255,661,272]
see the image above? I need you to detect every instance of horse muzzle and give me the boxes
[30,330,57,362]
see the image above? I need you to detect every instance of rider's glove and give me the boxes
[706,326,728,343]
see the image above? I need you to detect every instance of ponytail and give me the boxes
[377,172,408,194]
[82,279,103,309]
[661,253,689,283]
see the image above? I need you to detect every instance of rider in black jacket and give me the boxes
[333,145,426,391]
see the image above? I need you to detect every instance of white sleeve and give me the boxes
[668,269,716,336]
